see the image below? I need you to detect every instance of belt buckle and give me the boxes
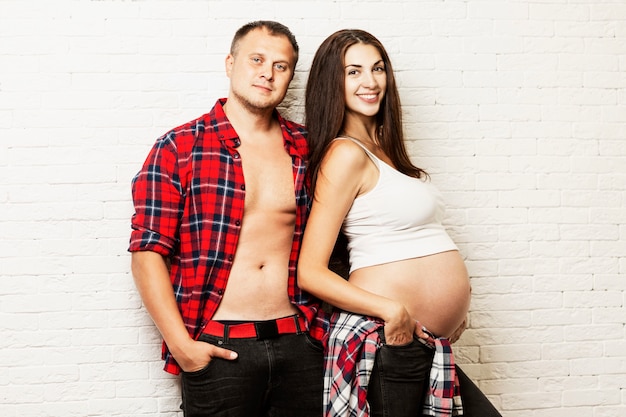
[255,320,279,340]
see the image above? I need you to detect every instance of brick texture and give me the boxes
[1,0,625,415]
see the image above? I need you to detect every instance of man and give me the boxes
[129,21,324,417]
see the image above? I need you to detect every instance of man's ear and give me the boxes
[225,54,234,77]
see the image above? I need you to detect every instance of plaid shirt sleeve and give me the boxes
[129,132,184,255]
[324,311,383,417]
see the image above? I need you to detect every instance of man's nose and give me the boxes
[260,63,274,81]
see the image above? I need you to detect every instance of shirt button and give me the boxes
[218,289,224,295]
[233,139,241,147]
[233,153,240,159]
[235,220,241,226]
[240,184,245,190]
[227,256,233,262]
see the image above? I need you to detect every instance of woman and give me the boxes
[298,29,501,417]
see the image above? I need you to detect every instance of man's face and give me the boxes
[226,27,296,114]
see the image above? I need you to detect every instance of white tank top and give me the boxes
[338,137,458,273]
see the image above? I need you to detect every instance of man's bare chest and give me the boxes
[237,144,296,213]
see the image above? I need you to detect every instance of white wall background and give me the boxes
[1,0,625,416]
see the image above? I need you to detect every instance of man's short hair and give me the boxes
[230,20,299,65]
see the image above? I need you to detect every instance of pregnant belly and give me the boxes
[406,274,471,338]
[350,250,471,338]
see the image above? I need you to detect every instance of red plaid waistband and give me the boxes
[202,315,307,340]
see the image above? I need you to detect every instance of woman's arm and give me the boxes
[298,140,418,345]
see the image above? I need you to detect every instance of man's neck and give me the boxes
[223,97,277,136]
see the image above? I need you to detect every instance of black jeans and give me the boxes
[367,335,433,417]
[367,330,502,417]
[180,332,323,417]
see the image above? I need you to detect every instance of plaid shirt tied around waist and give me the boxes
[324,311,463,417]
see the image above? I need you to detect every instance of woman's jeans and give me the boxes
[367,330,502,417]
[367,332,433,417]
[180,332,323,417]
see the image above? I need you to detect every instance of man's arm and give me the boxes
[131,251,237,372]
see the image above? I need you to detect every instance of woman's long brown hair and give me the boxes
[304,29,427,197]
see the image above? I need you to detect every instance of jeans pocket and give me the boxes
[304,333,324,352]
[181,359,214,377]
[383,338,418,349]
[181,335,223,377]
[380,327,419,349]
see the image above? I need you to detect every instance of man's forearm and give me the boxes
[131,251,193,357]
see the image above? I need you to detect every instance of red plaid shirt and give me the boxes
[129,98,323,374]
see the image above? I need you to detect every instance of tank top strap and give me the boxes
[334,136,380,167]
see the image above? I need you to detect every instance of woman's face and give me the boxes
[343,43,387,119]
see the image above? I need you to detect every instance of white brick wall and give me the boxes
[1,0,624,415]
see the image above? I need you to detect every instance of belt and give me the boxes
[202,315,307,340]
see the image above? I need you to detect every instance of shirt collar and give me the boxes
[214,98,297,150]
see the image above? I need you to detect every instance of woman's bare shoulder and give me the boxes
[322,137,369,168]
